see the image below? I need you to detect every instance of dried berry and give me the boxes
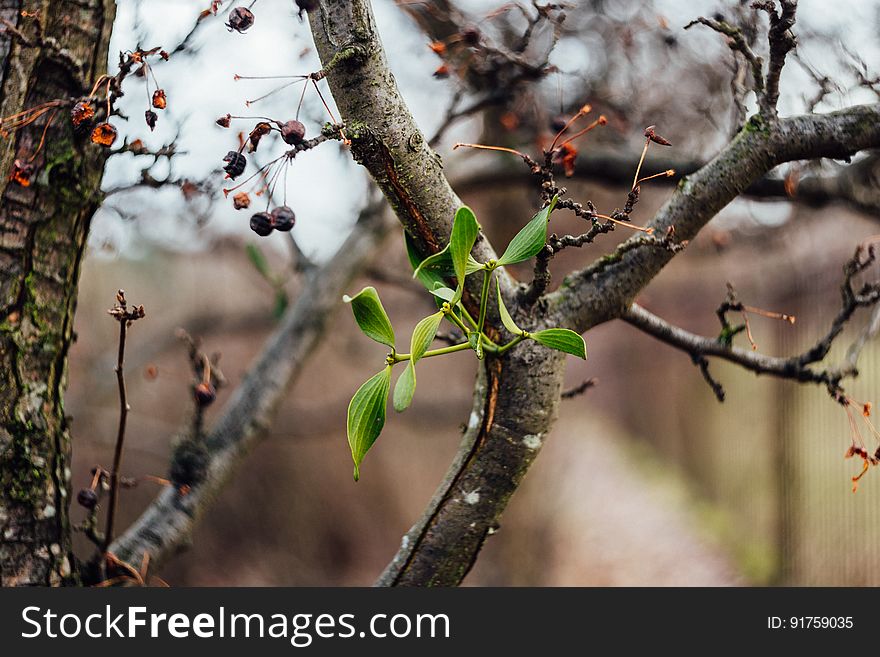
[271,205,296,232]
[152,89,167,110]
[77,488,98,510]
[194,381,217,406]
[550,114,568,132]
[248,121,272,152]
[91,122,118,147]
[233,192,251,210]
[461,26,481,46]
[145,110,158,131]
[71,101,95,126]
[223,151,246,179]
[226,7,255,32]
[216,113,232,128]
[280,119,306,145]
[8,159,34,187]
[249,211,274,237]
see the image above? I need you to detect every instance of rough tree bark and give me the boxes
[0,0,115,586]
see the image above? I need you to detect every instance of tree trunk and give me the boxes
[0,0,115,586]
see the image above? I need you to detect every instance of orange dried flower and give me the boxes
[429,41,447,55]
[152,89,167,110]
[71,101,95,126]
[91,122,118,147]
[233,192,251,210]
[554,142,578,177]
[433,64,450,79]
[8,159,35,187]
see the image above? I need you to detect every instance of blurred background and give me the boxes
[66,0,880,585]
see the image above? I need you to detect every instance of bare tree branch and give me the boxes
[622,243,880,400]
[755,0,799,117]
[550,103,880,333]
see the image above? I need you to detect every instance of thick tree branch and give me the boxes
[456,149,880,217]
[309,0,566,587]
[110,202,392,568]
[549,104,880,333]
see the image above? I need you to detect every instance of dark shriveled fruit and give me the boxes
[223,151,246,179]
[194,382,217,406]
[280,120,306,145]
[271,206,296,232]
[77,488,98,510]
[226,7,255,32]
[250,212,274,237]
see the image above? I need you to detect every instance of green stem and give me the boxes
[459,305,478,330]
[497,333,527,355]
[391,341,473,363]
[477,269,492,334]
[444,308,472,335]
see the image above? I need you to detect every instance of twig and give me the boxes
[623,246,880,402]
[103,290,145,552]
[754,0,798,117]
[561,378,597,399]
[685,16,765,96]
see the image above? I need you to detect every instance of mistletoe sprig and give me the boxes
[344,196,586,480]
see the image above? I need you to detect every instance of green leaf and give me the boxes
[496,196,558,266]
[405,232,449,292]
[466,254,485,274]
[347,366,392,481]
[273,289,289,320]
[392,361,417,412]
[496,279,522,336]
[468,330,484,360]
[429,284,457,302]
[530,328,587,359]
[245,243,272,281]
[449,206,480,282]
[411,243,450,280]
[343,287,395,349]
[411,311,444,363]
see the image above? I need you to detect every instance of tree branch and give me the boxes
[308,0,567,587]
[622,242,880,400]
[456,149,880,217]
[549,103,880,333]
[109,202,392,568]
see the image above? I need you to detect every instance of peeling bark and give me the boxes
[0,0,115,586]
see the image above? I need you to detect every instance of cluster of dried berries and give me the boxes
[249,206,295,237]
[218,116,309,194]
